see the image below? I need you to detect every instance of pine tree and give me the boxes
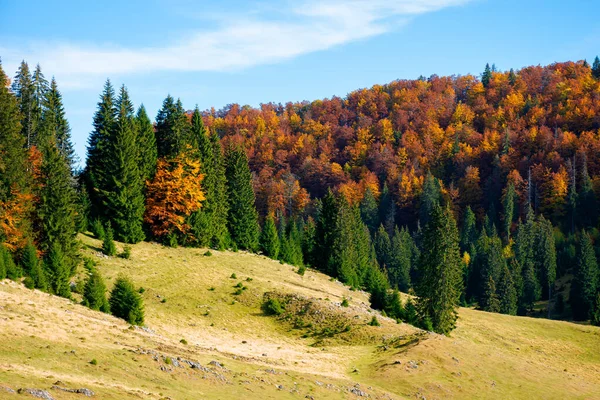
[21,242,47,290]
[373,224,391,269]
[460,206,477,252]
[301,216,316,267]
[102,223,117,256]
[360,188,379,234]
[420,172,442,226]
[388,226,413,292]
[416,204,463,334]
[85,80,116,221]
[41,78,75,165]
[591,293,600,326]
[103,86,145,243]
[314,190,339,274]
[497,264,517,315]
[481,276,500,313]
[225,145,259,251]
[478,234,506,310]
[12,61,35,147]
[82,270,110,313]
[482,63,492,88]
[379,184,395,236]
[570,230,599,320]
[578,157,597,228]
[109,275,144,325]
[209,131,230,249]
[366,259,389,310]
[592,56,600,79]
[189,107,215,246]
[514,208,541,313]
[259,214,280,259]
[534,216,556,301]
[37,134,78,274]
[155,95,190,158]
[508,68,517,86]
[567,160,577,233]
[31,64,49,147]
[45,244,70,298]
[0,244,20,280]
[135,105,157,182]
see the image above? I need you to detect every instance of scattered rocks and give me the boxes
[0,386,15,394]
[276,385,284,390]
[17,388,54,400]
[208,360,223,368]
[452,356,460,363]
[265,368,278,374]
[51,386,95,396]
[349,384,369,397]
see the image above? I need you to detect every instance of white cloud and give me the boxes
[2,0,471,89]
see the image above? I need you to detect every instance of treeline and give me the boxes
[3,57,600,334]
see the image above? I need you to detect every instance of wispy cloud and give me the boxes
[1,0,470,89]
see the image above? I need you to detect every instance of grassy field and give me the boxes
[1,234,599,399]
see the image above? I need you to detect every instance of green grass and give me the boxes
[0,233,599,399]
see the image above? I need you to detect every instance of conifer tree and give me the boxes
[314,190,338,274]
[31,64,49,147]
[481,276,500,313]
[135,105,157,182]
[0,244,20,280]
[155,95,190,158]
[482,63,492,88]
[534,216,556,300]
[502,183,517,242]
[21,242,47,290]
[578,157,597,228]
[109,275,144,325]
[103,86,145,243]
[85,80,116,221]
[514,209,540,313]
[259,214,279,259]
[416,204,463,334]
[592,56,600,79]
[479,234,506,309]
[373,224,391,269]
[225,145,259,251]
[379,184,395,236]
[360,188,379,234]
[567,161,577,233]
[45,244,70,298]
[83,270,110,313]
[387,226,414,292]
[460,206,477,252]
[420,172,442,226]
[591,293,600,326]
[41,78,75,165]
[37,134,78,274]
[301,216,317,267]
[12,61,35,146]
[366,259,389,310]
[209,131,230,249]
[102,223,117,256]
[497,264,517,315]
[570,230,599,320]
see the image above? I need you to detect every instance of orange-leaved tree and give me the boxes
[144,148,205,242]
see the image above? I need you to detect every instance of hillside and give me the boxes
[1,234,599,399]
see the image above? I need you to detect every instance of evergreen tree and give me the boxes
[45,244,70,298]
[31,64,49,147]
[567,161,577,233]
[373,224,391,269]
[209,131,230,249]
[478,234,506,309]
[388,226,413,292]
[155,95,189,158]
[514,209,540,313]
[534,216,556,301]
[379,184,395,236]
[103,86,145,243]
[578,157,597,228]
[85,80,116,221]
[21,242,47,290]
[301,216,317,267]
[366,259,389,310]
[460,206,477,252]
[41,78,75,165]
[592,56,600,79]
[259,214,279,259]
[109,275,144,325]
[497,264,518,315]
[360,188,379,234]
[225,145,259,251]
[82,270,110,313]
[314,191,338,274]
[416,204,463,334]
[0,244,20,280]
[37,134,78,274]
[570,230,599,320]
[102,223,117,256]
[508,68,517,86]
[591,293,600,326]
[481,276,500,313]
[420,172,442,226]
[11,61,35,146]
[482,63,492,88]
[135,105,157,182]
[502,182,517,242]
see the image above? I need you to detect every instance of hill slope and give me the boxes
[1,234,599,399]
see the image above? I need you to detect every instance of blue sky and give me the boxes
[1,0,599,166]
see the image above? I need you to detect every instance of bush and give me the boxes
[203,250,212,257]
[297,265,306,276]
[234,282,243,288]
[230,273,237,279]
[83,257,97,272]
[72,279,86,294]
[165,357,172,365]
[420,316,433,331]
[83,270,110,313]
[180,338,188,345]
[102,223,117,256]
[168,234,178,248]
[109,275,144,325]
[138,287,145,294]
[23,276,35,289]
[341,298,349,307]
[262,298,284,316]
[368,316,380,326]
[233,288,243,296]
[91,219,105,240]
[119,245,132,259]
[161,298,167,303]
[90,359,98,365]
[246,277,253,282]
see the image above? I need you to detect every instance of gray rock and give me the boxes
[51,386,94,397]
[17,388,54,400]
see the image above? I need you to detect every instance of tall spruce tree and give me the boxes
[388,226,413,292]
[31,64,49,147]
[41,78,75,166]
[460,206,477,252]
[379,184,395,236]
[570,230,599,320]
[373,224,391,269]
[592,56,600,79]
[578,157,597,228]
[209,131,230,249]
[135,105,158,183]
[497,264,517,315]
[259,214,280,259]
[502,182,517,242]
[314,191,338,274]
[85,80,116,221]
[45,244,70,298]
[225,145,259,251]
[21,241,48,290]
[360,188,379,234]
[416,204,463,334]
[420,172,442,227]
[301,216,317,267]
[534,216,557,301]
[103,86,145,243]
[11,61,35,147]
[514,209,541,313]
[82,270,110,313]
[155,95,189,158]
[482,63,492,88]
